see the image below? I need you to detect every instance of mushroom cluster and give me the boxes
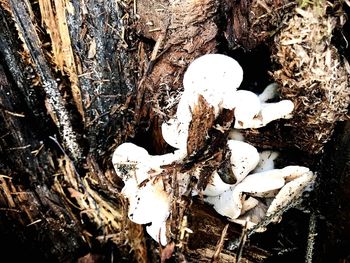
[112,54,314,245]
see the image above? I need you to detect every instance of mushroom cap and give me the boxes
[146,220,168,246]
[260,100,294,123]
[112,142,150,166]
[205,187,242,220]
[233,169,286,199]
[253,151,279,173]
[232,90,262,128]
[203,171,232,196]
[235,166,311,197]
[127,180,171,225]
[161,118,188,150]
[112,143,151,182]
[113,142,184,184]
[227,140,260,183]
[183,54,243,111]
[259,83,278,102]
[266,170,314,223]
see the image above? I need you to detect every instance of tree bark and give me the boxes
[0,0,349,262]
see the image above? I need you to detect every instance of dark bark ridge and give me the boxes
[0,0,349,262]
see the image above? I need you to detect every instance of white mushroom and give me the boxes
[112,54,315,245]
[162,54,244,152]
[260,100,294,124]
[112,142,151,183]
[161,118,188,152]
[233,83,294,129]
[266,170,314,221]
[112,142,184,183]
[258,83,294,122]
[234,166,311,196]
[205,187,242,220]
[112,142,183,244]
[126,179,170,225]
[182,53,244,116]
[203,139,259,197]
[234,99,294,129]
[203,171,232,196]
[205,166,314,224]
[253,151,279,173]
[258,82,278,102]
[227,140,260,183]
[146,220,168,246]
[232,90,262,128]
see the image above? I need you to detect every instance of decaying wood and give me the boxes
[183,103,236,188]
[134,0,219,152]
[0,0,349,262]
[314,121,350,262]
[0,64,86,260]
[0,0,137,260]
[0,0,236,261]
[187,96,216,157]
[8,0,82,161]
[224,0,296,50]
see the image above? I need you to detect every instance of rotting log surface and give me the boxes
[0,0,349,262]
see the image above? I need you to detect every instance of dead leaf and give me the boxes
[88,38,97,59]
[161,242,175,263]
[67,187,84,199]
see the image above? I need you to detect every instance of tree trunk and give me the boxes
[0,0,349,262]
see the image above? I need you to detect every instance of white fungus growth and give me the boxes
[146,220,168,246]
[253,151,279,173]
[112,54,315,245]
[258,82,278,102]
[205,187,243,220]
[227,140,260,183]
[182,53,244,116]
[202,171,232,197]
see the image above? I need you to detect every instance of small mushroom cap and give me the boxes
[112,142,150,167]
[258,83,278,102]
[233,92,294,129]
[127,180,170,225]
[280,165,311,181]
[183,54,243,113]
[113,142,184,185]
[203,171,232,196]
[253,151,279,173]
[235,166,311,200]
[205,187,242,219]
[227,140,260,183]
[232,90,262,126]
[112,143,151,182]
[161,119,188,150]
[266,170,314,221]
[234,169,287,195]
[260,100,294,123]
